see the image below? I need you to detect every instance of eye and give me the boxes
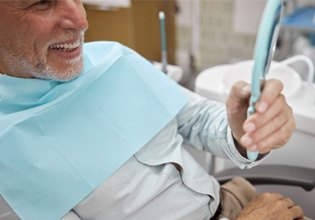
[35,0,52,5]
[31,0,54,10]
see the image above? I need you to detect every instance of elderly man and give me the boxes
[0,1,304,220]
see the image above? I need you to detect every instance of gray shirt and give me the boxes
[0,87,262,220]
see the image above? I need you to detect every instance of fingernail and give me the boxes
[244,122,256,133]
[248,144,257,151]
[241,135,252,146]
[241,85,250,96]
[257,101,268,113]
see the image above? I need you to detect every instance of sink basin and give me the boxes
[223,60,302,98]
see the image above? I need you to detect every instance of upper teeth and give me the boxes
[50,41,80,49]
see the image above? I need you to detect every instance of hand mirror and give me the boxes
[247,0,284,161]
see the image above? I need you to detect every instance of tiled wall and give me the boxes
[199,0,257,69]
[176,0,315,76]
[176,0,258,74]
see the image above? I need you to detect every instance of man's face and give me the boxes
[0,0,88,81]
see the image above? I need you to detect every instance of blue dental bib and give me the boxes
[0,42,187,220]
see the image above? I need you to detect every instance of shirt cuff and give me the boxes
[224,126,269,169]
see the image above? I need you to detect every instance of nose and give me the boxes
[59,0,88,32]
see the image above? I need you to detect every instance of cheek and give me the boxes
[25,16,56,46]
[0,25,26,55]
[7,26,45,64]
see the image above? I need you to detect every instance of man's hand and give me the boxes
[226,79,295,155]
[236,192,304,220]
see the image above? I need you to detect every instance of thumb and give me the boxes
[226,81,251,112]
[226,81,251,143]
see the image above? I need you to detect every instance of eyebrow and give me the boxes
[16,0,37,7]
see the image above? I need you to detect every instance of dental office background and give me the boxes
[175,0,315,88]
[82,0,315,87]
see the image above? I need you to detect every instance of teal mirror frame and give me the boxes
[247,0,284,161]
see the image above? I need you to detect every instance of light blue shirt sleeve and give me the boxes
[176,86,266,169]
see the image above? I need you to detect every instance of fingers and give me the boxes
[244,94,288,131]
[260,193,304,219]
[239,79,295,153]
[242,109,295,153]
[289,206,304,219]
[238,192,305,220]
[254,118,295,154]
[255,79,283,114]
[243,107,294,153]
[277,198,304,220]
[227,79,295,154]
[281,197,295,208]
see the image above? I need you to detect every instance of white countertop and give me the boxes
[195,65,315,135]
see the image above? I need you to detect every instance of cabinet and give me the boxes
[84,0,176,64]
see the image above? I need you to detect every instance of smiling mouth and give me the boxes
[49,40,81,52]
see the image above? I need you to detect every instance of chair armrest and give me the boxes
[214,165,315,191]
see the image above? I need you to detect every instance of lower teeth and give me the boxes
[54,48,76,52]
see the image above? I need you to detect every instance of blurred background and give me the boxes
[83,0,315,89]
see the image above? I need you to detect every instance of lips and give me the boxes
[48,38,83,60]
[49,40,81,52]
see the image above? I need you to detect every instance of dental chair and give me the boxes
[214,164,315,191]
[213,161,315,219]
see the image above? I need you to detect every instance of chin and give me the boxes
[38,59,84,81]
[30,66,82,81]
[51,72,82,82]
